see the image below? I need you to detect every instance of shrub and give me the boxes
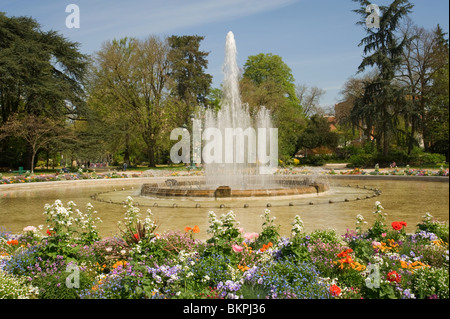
[409,148,446,166]
[308,228,342,244]
[348,153,373,168]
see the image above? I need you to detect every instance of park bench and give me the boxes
[12,166,25,175]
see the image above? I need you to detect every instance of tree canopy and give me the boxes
[0,12,88,169]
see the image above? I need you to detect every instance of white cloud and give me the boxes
[77,0,299,38]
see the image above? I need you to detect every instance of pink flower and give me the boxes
[232,244,244,253]
[381,233,387,237]
[244,232,259,241]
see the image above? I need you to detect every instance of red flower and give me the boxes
[387,270,401,283]
[133,233,139,240]
[46,229,54,236]
[330,284,341,297]
[392,221,407,231]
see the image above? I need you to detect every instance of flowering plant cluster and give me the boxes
[0,171,136,184]
[336,165,449,177]
[0,198,448,300]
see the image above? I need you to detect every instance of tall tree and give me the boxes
[242,53,299,107]
[167,35,212,126]
[90,36,171,167]
[398,20,449,154]
[240,53,305,159]
[0,13,88,169]
[296,84,325,117]
[427,26,449,159]
[351,0,413,157]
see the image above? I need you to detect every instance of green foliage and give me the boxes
[409,148,446,166]
[351,0,414,157]
[167,35,212,119]
[308,229,342,244]
[41,200,102,259]
[410,267,449,299]
[243,53,297,103]
[297,114,339,152]
[255,209,280,249]
[31,262,94,299]
[205,210,243,257]
[280,235,311,262]
[241,52,305,159]
[367,201,388,240]
[0,12,88,169]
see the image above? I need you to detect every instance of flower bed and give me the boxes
[0,198,448,299]
[2,165,448,186]
[338,165,449,177]
[0,170,132,184]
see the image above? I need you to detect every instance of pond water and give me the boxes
[0,176,448,240]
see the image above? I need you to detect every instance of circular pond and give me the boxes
[0,176,448,240]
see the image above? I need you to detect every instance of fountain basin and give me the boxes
[140,177,329,198]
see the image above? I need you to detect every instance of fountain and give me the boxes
[141,31,329,199]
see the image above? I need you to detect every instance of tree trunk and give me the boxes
[124,133,130,166]
[148,144,156,167]
[25,144,33,172]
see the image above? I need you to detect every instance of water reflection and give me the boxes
[0,178,448,240]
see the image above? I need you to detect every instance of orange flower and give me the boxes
[7,239,18,245]
[238,264,250,272]
[260,242,273,252]
[184,226,192,232]
[193,225,200,233]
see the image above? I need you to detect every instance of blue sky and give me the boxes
[2,0,449,108]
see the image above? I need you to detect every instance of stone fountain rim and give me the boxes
[140,176,330,198]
